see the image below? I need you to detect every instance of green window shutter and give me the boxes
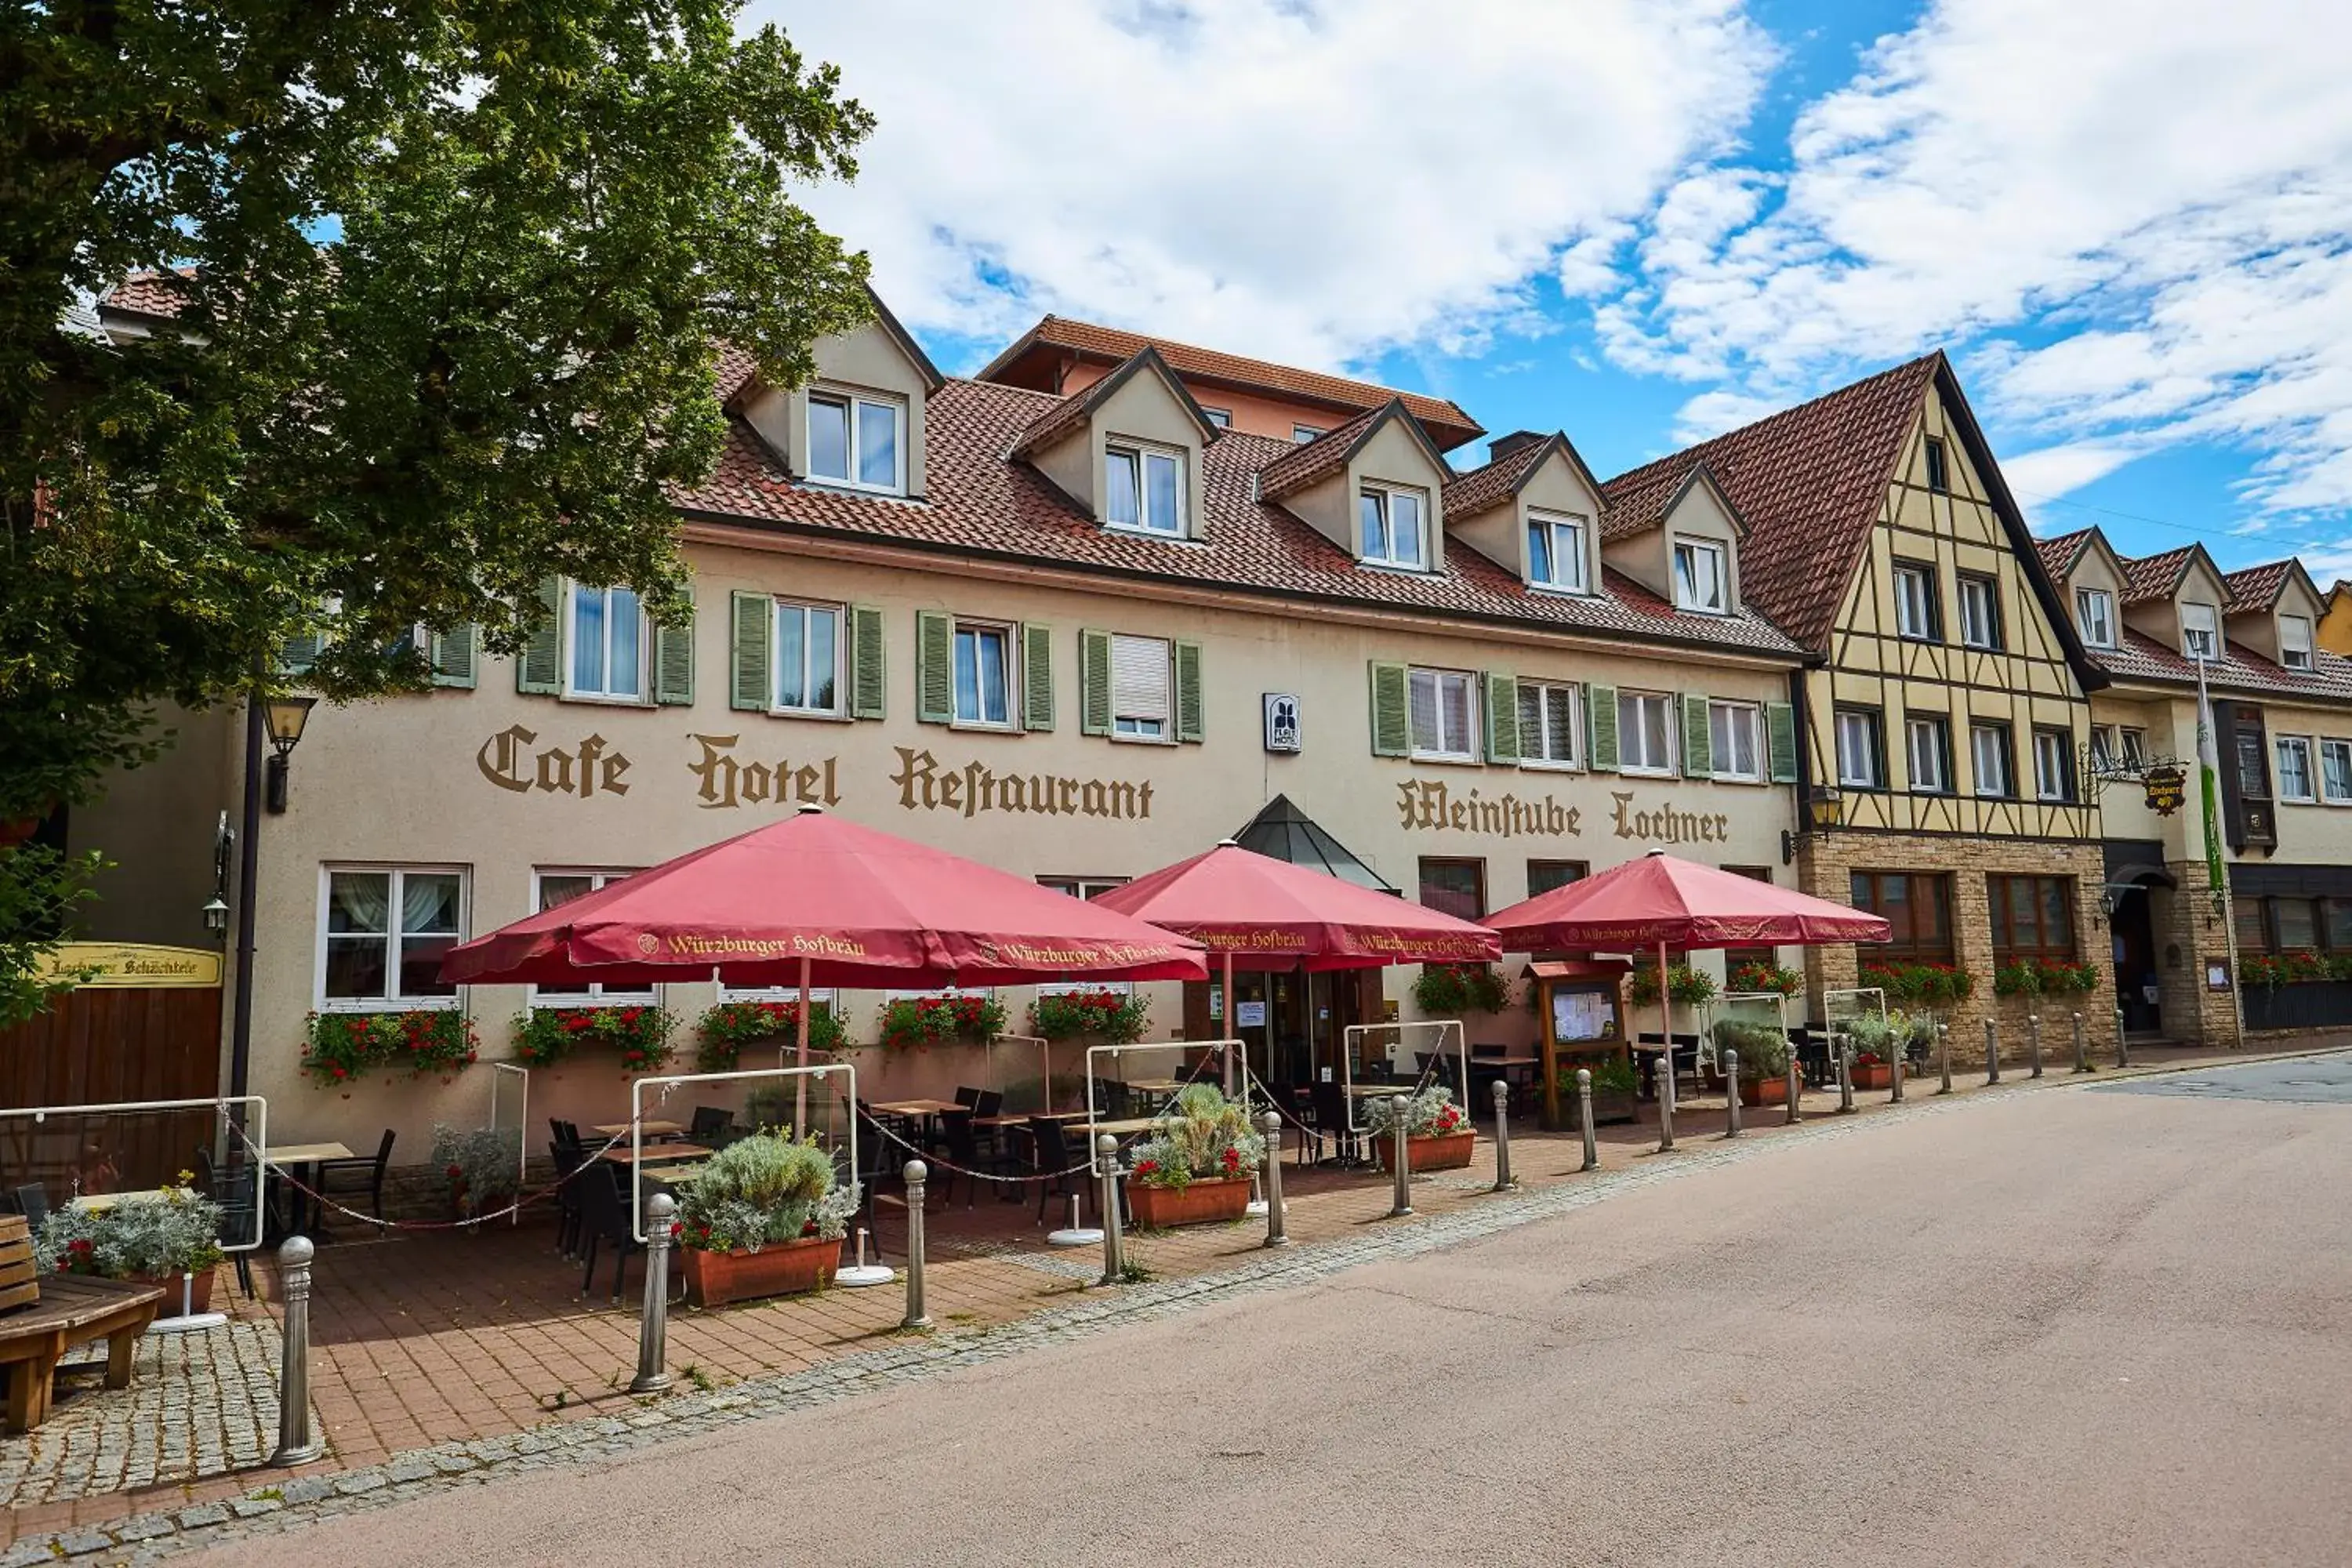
[1766,700,1798,783]
[278,630,323,678]
[848,604,886,719]
[1079,629,1112,737]
[653,597,695,707]
[728,591,771,712]
[1023,623,1055,731]
[1485,671,1519,764]
[1368,661,1409,757]
[1682,693,1712,778]
[516,577,563,695]
[430,624,478,689]
[1588,684,1619,772]
[1174,641,1205,743]
[916,610,954,725]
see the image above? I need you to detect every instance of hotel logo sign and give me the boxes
[1263,693,1301,754]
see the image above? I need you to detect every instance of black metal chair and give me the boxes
[318,1128,395,1221]
[1308,1081,1363,1167]
[937,1110,1014,1210]
[971,1089,1006,1160]
[548,1134,591,1258]
[1028,1116,1092,1225]
[688,1105,734,1143]
[953,1086,982,1109]
[575,1162,673,1306]
[12,1182,47,1232]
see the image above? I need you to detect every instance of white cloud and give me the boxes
[759,0,1773,373]
[2000,440,2147,530]
[1595,0,2352,517]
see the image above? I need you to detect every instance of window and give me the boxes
[1708,701,1762,782]
[535,871,653,1000]
[1988,874,2077,962]
[1971,722,2013,797]
[2321,739,2352,804]
[772,601,842,716]
[1893,561,1940,641]
[2236,730,2270,800]
[952,622,1013,727]
[1417,858,1486,922]
[1200,408,1231,429]
[2327,898,2352,949]
[2234,898,2270,955]
[1526,512,1588,592]
[1359,485,1426,568]
[1105,443,1185,536]
[1408,667,1478,761]
[1037,876,1127,900]
[2033,728,2074,802]
[1958,574,2002,650]
[1515,680,1579,767]
[2090,725,2118,772]
[1849,871,1953,963]
[1671,539,1727,613]
[321,868,463,1007]
[1924,435,1950,493]
[1905,716,1951,793]
[1617,691,1675,775]
[2121,728,2147,771]
[806,390,903,492]
[2275,736,2316,802]
[2075,586,2115,648]
[1835,708,1884,789]
[1109,633,1172,741]
[2273,897,2318,950]
[2281,614,2314,671]
[2181,601,2219,661]
[1526,860,1586,898]
[1292,424,1323,444]
[568,583,644,701]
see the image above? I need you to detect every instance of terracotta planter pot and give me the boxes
[1852,1061,1894,1091]
[1126,1176,1251,1229]
[1737,1075,1789,1108]
[682,1233,840,1308]
[137,1268,216,1318]
[1371,1128,1476,1173]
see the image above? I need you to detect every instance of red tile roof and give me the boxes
[674,378,1803,660]
[2035,528,2096,579]
[1250,404,1385,501]
[1443,436,1555,519]
[101,270,195,319]
[2223,560,2295,611]
[2122,546,2198,604]
[1599,356,1941,650]
[979,316,1483,448]
[1007,347,1218,460]
[2090,626,2352,704]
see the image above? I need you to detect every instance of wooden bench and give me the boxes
[0,1215,166,1433]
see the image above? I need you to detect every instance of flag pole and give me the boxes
[2194,657,2246,1051]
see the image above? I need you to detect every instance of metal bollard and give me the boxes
[1890,1035,1905,1104]
[1984,1018,2001,1085]
[269,1236,322,1466]
[1490,1079,1515,1192]
[1785,1053,1802,1125]
[2027,1013,2044,1078]
[629,1192,676,1393]
[1722,1049,1742,1138]
[1097,1134,1125,1286]
[901,1160,932,1330]
[2072,1011,2089,1074]
[1936,1022,1953,1094]
[2115,1007,2129,1069]
[1386,1095,1414,1218]
[1577,1068,1599,1171]
[1836,1043,1855,1114]
[1655,1057,1676,1150]
[1261,1110,1289,1248]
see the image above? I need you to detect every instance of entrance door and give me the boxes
[2110,887,2161,1034]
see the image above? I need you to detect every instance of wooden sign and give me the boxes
[2143,764,2186,816]
[38,942,222,989]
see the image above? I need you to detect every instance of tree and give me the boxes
[1,0,877,1014]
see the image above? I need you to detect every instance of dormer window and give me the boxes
[1359,484,1426,568]
[2282,614,2314,670]
[1671,538,1727,613]
[1105,442,1184,537]
[1293,424,1323,444]
[807,389,905,493]
[2075,586,2114,648]
[1526,511,1588,593]
[2182,601,2220,661]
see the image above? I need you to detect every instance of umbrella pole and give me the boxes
[794,954,811,1134]
[1223,952,1237,1102]
[1657,939,1675,1121]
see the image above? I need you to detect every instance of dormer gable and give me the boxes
[738,286,943,499]
[1257,401,1451,572]
[1009,347,1217,541]
[1601,462,1746,614]
[2046,527,2132,651]
[2224,558,2325,670]
[2121,542,2230,661]
[1442,431,1605,593]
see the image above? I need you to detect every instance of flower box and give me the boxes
[1852,1061,1893,1091]
[1370,1128,1476,1173]
[682,1233,840,1308]
[1126,1176,1252,1229]
[1737,1075,1788,1108]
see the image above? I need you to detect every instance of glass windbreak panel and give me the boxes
[808,396,850,481]
[1105,449,1141,528]
[857,401,898,488]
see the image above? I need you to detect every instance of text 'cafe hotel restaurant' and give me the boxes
[73,280,2076,1160]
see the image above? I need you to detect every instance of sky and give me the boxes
[760,0,2352,579]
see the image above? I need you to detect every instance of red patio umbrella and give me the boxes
[441,807,1207,1123]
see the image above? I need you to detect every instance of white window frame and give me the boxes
[951,619,1017,730]
[532,869,655,1004]
[1906,717,1950,793]
[1893,562,1939,641]
[1103,441,1186,538]
[1671,538,1728,614]
[2281,614,2314,671]
[1109,633,1174,742]
[2090,725,2118,773]
[1526,510,1588,593]
[1035,877,1134,993]
[2032,729,2074,803]
[1971,723,2013,798]
[1836,710,1882,789]
[2320,739,2352,805]
[715,975,840,1005]
[1617,690,1676,776]
[316,865,468,1013]
[1200,408,1231,429]
[1708,700,1763,782]
[2076,587,2115,648]
[804,387,906,495]
[2275,735,2318,803]
[564,581,648,704]
[1958,575,2001,650]
[2181,601,2220,662]
[1359,483,1428,570]
[1515,678,1580,770]
[771,598,845,717]
[1407,666,1479,762]
[2120,728,2147,771]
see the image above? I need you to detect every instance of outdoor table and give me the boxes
[598,1143,712,1166]
[1076,1116,1160,1140]
[267,1141,355,1239]
[590,1120,687,1142]
[872,1098,967,1153]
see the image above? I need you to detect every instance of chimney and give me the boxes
[1487,430,1547,465]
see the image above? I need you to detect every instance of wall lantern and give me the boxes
[262,695,317,815]
[1781,786,1843,866]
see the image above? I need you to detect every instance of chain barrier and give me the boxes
[851,1107,1099,1186]
[229,1123,633,1234]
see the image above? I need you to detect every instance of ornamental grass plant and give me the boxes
[675,1129,855,1254]
[1127,1083,1265,1192]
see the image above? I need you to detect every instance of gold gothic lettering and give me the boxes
[474,727,631,799]
[1394,780,1581,839]
[891,748,1153,821]
[1609,791,1730,845]
[687,735,841,811]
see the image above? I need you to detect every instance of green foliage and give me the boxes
[1127,1083,1265,1191]
[510,1004,673,1071]
[1728,960,1803,997]
[1861,960,1974,1007]
[1840,1011,1932,1065]
[1993,961,2043,998]
[1628,962,1716,1008]
[1563,1055,1641,1098]
[1027,988,1149,1044]
[674,1129,851,1252]
[301,1009,478,1085]
[1410,964,1510,1015]
[0,844,105,1029]
[430,1123,521,1214]
[877,993,1007,1050]
[1359,1084,1470,1140]
[695,999,845,1072]
[36,1175,223,1277]
[1710,1019,1790,1079]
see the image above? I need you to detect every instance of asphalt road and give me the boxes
[198,1058,2352,1567]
